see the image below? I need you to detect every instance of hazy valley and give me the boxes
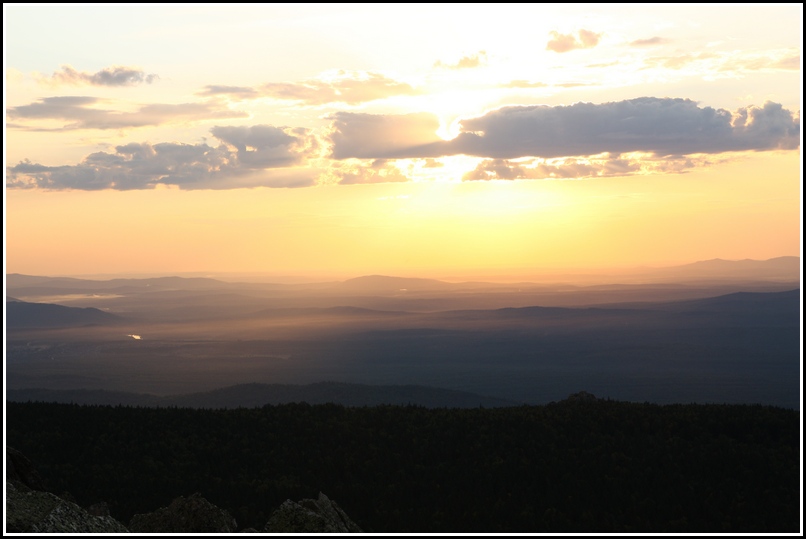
[6,257,801,409]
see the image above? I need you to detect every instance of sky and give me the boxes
[4,4,802,280]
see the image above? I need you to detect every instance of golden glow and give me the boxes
[6,151,799,279]
[5,5,801,279]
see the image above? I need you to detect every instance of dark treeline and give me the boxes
[5,399,799,532]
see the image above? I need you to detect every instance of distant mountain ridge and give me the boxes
[647,256,800,282]
[6,274,232,290]
[340,275,454,293]
[8,256,799,294]
[5,382,519,409]
[650,288,800,310]
[6,299,122,329]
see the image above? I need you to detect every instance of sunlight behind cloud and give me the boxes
[4,4,801,276]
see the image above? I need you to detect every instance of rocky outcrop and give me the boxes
[5,446,361,533]
[87,501,111,517]
[263,492,362,533]
[128,492,237,533]
[6,446,48,492]
[6,481,129,533]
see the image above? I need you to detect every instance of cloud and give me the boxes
[434,51,487,69]
[329,112,443,159]
[195,72,418,105]
[644,51,800,73]
[555,82,592,88]
[643,52,716,70]
[503,80,549,89]
[260,71,418,105]
[329,98,800,161]
[578,29,602,47]
[7,96,247,130]
[447,99,799,158]
[546,29,602,53]
[420,158,444,168]
[770,54,801,70]
[463,159,530,180]
[197,85,260,98]
[10,98,798,189]
[629,37,670,47]
[503,80,590,89]
[717,53,803,73]
[38,65,158,87]
[211,125,319,168]
[6,125,319,190]
[335,159,411,185]
[586,61,620,68]
[462,155,717,181]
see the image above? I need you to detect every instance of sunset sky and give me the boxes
[4,4,802,280]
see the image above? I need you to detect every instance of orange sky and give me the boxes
[4,5,802,280]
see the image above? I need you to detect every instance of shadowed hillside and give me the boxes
[6,399,799,532]
[6,300,122,329]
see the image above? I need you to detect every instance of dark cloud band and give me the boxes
[330,98,800,160]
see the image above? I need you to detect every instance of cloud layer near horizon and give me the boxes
[6,98,800,190]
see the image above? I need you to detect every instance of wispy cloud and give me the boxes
[502,80,591,89]
[197,85,261,99]
[586,61,620,69]
[643,52,717,70]
[462,155,712,181]
[770,54,800,70]
[260,71,418,105]
[502,80,549,89]
[7,96,247,130]
[334,159,411,185]
[644,50,801,73]
[196,71,418,105]
[37,65,158,87]
[434,51,488,69]
[629,37,670,47]
[556,82,592,88]
[546,29,602,53]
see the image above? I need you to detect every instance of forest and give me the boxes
[6,398,800,533]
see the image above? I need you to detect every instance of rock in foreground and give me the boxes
[6,446,48,492]
[129,492,237,533]
[264,492,363,533]
[6,481,129,533]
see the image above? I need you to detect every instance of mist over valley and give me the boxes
[6,257,800,408]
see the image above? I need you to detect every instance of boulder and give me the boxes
[263,492,362,533]
[6,481,129,533]
[129,492,237,533]
[6,446,48,491]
